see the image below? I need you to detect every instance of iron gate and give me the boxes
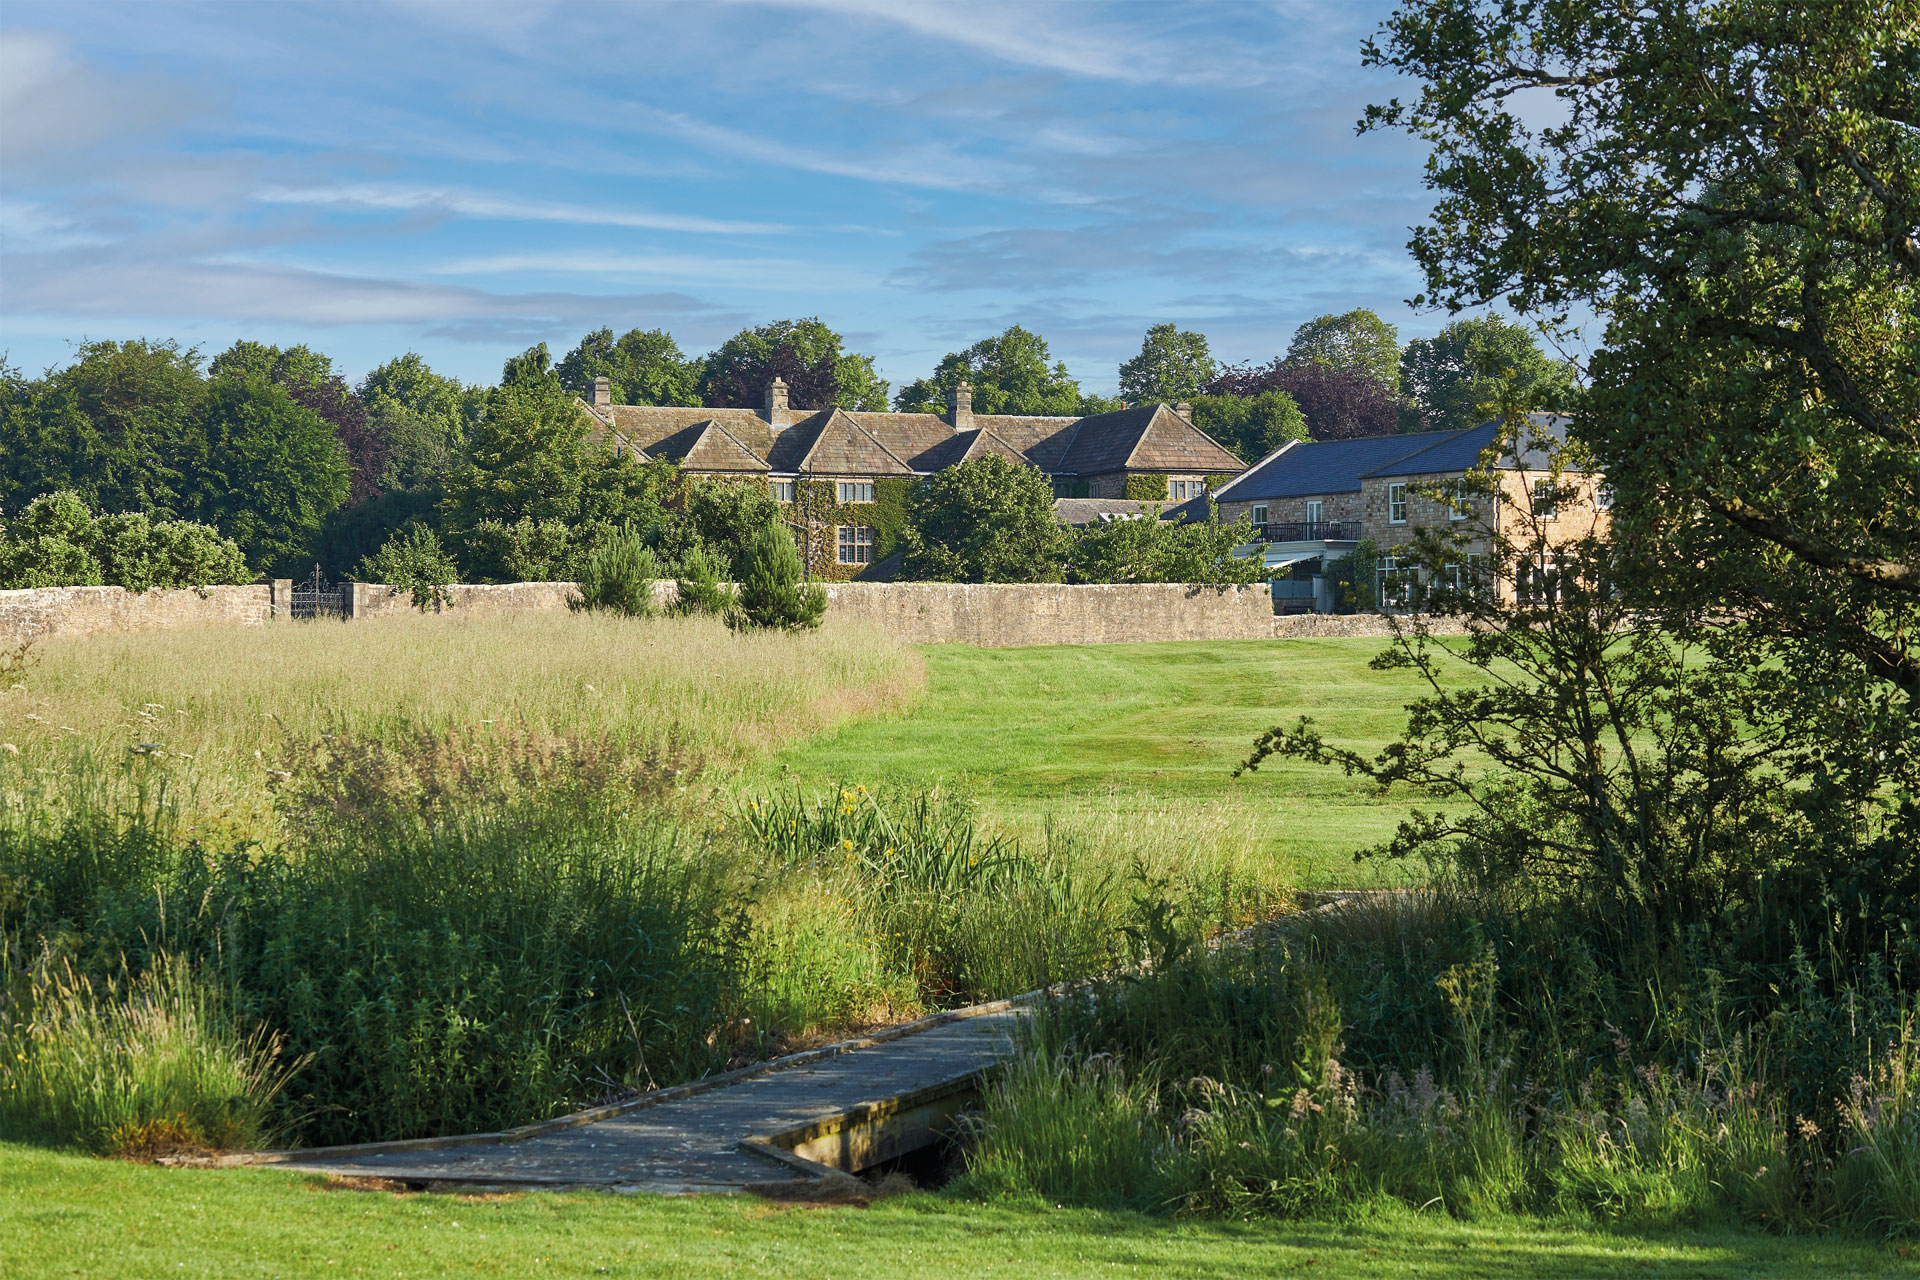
[290,564,347,621]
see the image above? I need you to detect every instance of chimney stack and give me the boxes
[765,377,792,430]
[1174,401,1193,420]
[591,375,611,410]
[948,380,974,431]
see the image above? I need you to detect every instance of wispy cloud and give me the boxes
[255,183,786,236]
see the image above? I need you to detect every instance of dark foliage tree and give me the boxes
[208,341,387,505]
[898,453,1064,583]
[500,343,557,389]
[557,327,701,407]
[1397,316,1575,434]
[893,325,1092,417]
[1207,359,1399,440]
[1118,324,1217,404]
[698,318,887,412]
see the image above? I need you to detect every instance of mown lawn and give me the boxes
[752,637,1445,885]
[2,1144,1911,1280]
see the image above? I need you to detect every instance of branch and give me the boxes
[1705,494,1920,595]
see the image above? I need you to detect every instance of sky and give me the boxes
[0,0,1446,397]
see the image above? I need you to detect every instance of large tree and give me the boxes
[898,453,1063,583]
[357,353,481,494]
[1190,390,1309,462]
[1397,315,1575,434]
[698,318,887,412]
[1285,309,1402,391]
[1362,0,1919,837]
[1118,324,1217,404]
[210,341,387,504]
[557,327,701,407]
[1207,358,1399,441]
[894,325,1094,417]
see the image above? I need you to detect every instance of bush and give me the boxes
[733,524,824,631]
[1067,506,1266,585]
[572,531,661,617]
[0,951,300,1156]
[354,522,457,611]
[671,544,739,623]
[898,454,1063,583]
[0,491,249,591]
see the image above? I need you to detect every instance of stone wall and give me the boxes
[0,584,276,644]
[1270,612,1470,638]
[349,580,587,620]
[819,582,1276,646]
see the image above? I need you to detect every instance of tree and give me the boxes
[1362,0,1919,803]
[733,522,825,631]
[557,327,701,407]
[1207,359,1399,441]
[0,490,248,591]
[658,477,783,579]
[1398,316,1575,434]
[209,341,386,504]
[441,378,675,582]
[175,375,349,572]
[898,453,1064,583]
[1118,324,1217,403]
[698,318,887,412]
[206,340,333,388]
[500,343,556,389]
[1190,390,1309,462]
[894,326,1089,417]
[355,523,458,611]
[1068,505,1266,585]
[1285,309,1401,391]
[358,353,481,493]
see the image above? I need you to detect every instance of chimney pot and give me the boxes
[591,375,611,409]
[948,379,974,430]
[765,376,792,430]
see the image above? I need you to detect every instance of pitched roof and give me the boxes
[791,408,917,476]
[679,421,770,473]
[1215,414,1581,503]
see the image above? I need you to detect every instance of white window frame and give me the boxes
[1168,478,1204,502]
[1250,504,1269,525]
[1305,500,1323,525]
[1532,479,1559,520]
[836,524,876,566]
[1376,555,1414,609]
[838,481,876,504]
[1387,483,1408,524]
[771,479,794,503]
[1595,482,1614,511]
[1449,480,1468,521]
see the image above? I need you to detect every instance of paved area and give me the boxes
[265,1005,1027,1194]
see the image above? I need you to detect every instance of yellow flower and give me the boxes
[841,839,854,851]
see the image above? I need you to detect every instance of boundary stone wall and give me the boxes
[2,580,1468,649]
[0,584,275,645]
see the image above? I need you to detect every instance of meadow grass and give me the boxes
[0,612,923,846]
[1,1141,1911,1280]
[751,638,1445,886]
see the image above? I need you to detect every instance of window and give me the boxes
[1516,554,1559,606]
[771,480,794,503]
[1377,555,1415,609]
[1305,500,1323,525]
[1387,483,1407,524]
[836,524,875,565]
[1250,505,1269,525]
[1532,479,1559,519]
[837,481,876,504]
[1449,480,1468,521]
[1595,483,1614,511]
[1168,478,1205,502]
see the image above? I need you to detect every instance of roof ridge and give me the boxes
[793,406,917,475]
[1357,425,1481,478]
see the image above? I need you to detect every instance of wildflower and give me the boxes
[842,839,854,852]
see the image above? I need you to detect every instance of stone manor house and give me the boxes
[577,378,1604,606]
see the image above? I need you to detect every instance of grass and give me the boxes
[2,1142,1912,1279]
[0,612,922,847]
[752,638,1441,885]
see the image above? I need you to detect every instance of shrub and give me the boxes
[0,951,300,1156]
[898,454,1062,583]
[733,523,824,631]
[671,544,740,624]
[0,491,249,591]
[354,522,457,611]
[572,531,661,617]
[1067,506,1265,585]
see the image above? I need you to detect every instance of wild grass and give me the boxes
[0,950,300,1157]
[0,611,922,846]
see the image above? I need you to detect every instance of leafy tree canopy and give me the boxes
[207,340,334,388]
[698,318,888,412]
[500,343,557,389]
[1190,390,1309,463]
[894,325,1092,417]
[357,353,482,494]
[1207,359,1399,441]
[1398,316,1576,435]
[1285,309,1401,391]
[898,453,1064,583]
[1068,505,1266,586]
[0,489,248,591]
[1118,324,1217,404]
[556,327,701,407]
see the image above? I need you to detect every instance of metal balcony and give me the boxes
[1251,519,1361,543]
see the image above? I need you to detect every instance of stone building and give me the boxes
[1211,414,1608,612]
[576,377,1245,578]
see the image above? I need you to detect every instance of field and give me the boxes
[4,1142,1912,1280]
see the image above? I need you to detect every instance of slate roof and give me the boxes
[578,397,1247,482]
[1215,415,1576,504]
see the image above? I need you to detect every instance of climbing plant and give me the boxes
[1124,473,1170,502]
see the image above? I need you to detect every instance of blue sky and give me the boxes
[1,1,1443,396]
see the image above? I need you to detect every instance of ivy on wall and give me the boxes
[788,476,918,581]
[1124,472,1170,501]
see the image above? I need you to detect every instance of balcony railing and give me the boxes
[1251,519,1361,543]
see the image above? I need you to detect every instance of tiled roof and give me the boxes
[1053,497,1152,526]
[578,398,1249,482]
[1215,414,1582,503]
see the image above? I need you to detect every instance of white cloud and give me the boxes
[430,250,876,291]
[0,29,207,167]
[254,183,785,236]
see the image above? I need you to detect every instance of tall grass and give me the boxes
[0,950,300,1156]
[0,612,921,846]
